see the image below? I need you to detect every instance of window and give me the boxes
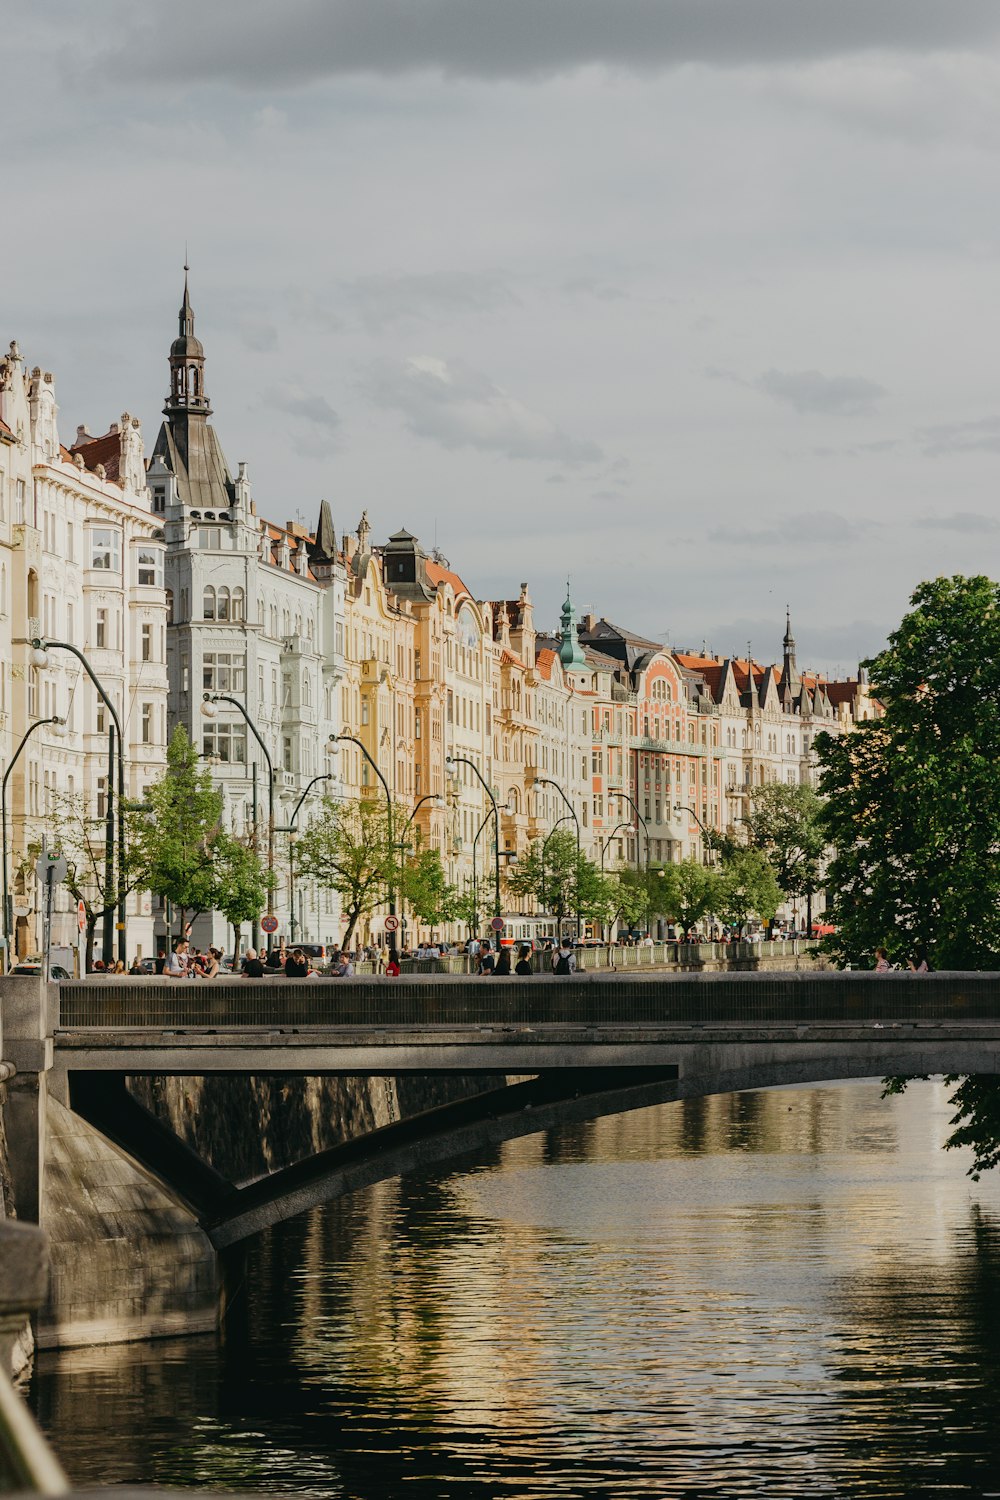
[141,624,152,662]
[361,698,370,726]
[283,736,293,771]
[14,479,25,525]
[141,703,153,744]
[137,549,160,586]
[165,588,174,624]
[66,522,75,562]
[203,586,216,620]
[96,777,107,820]
[203,722,246,763]
[97,704,106,735]
[151,486,165,514]
[199,528,221,549]
[415,709,422,740]
[217,586,231,621]
[232,587,245,621]
[90,528,121,572]
[203,653,246,692]
[95,609,107,649]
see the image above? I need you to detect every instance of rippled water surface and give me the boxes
[32,1080,1000,1498]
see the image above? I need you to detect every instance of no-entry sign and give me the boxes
[261,914,279,934]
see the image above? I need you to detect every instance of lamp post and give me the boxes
[610,788,651,938]
[447,754,503,949]
[330,732,398,958]
[1,715,65,970]
[278,767,339,943]
[673,802,716,863]
[535,776,581,937]
[397,793,441,946]
[599,820,634,872]
[540,812,574,939]
[32,639,126,963]
[202,693,275,951]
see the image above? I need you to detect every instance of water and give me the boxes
[31,1080,1000,1498]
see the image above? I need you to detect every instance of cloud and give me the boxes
[346,270,517,330]
[100,1,1000,87]
[708,510,875,546]
[754,368,886,416]
[272,384,341,433]
[913,510,1000,533]
[917,415,1000,456]
[707,364,886,415]
[367,354,603,463]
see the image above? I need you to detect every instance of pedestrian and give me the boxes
[242,947,266,978]
[129,957,144,974]
[154,948,167,975]
[332,950,354,977]
[285,947,311,978]
[493,947,511,976]
[552,940,576,975]
[385,954,400,977]
[514,944,533,976]
[165,938,190,978]
[874,947,892,972]
[200,947,222,979]
[908,946,931,974]
[477,944,496,976]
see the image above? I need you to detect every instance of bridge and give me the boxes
[4,970,999,1346]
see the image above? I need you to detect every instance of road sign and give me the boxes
[77,900,86,933]
[261,914,279,934]
[384,915,400,932]
[490,916,505,932]
[35,852,67,886]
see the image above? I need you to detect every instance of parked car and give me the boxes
[10,961,72,980]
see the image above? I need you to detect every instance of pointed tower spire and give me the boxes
[780,605,799,704]
[558,579,587,669]
[165,262,210,419]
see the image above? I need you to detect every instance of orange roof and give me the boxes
[426,558,473,601]
[499,648,526,669]
[70,428,122,485]
[535,647,558,681]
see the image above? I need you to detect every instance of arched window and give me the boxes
[203,586,216,620]
[165,587,174,624]
[0,562,6,615]
[217,586,231,621]
[232,587,245,622]
[303,675,312,707]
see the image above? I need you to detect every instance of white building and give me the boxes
[150,274,345,953]
[0,339,168,965]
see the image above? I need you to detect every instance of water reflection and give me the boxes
[33,1080,1000,1497]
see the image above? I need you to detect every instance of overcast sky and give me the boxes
[8,2,1000,677]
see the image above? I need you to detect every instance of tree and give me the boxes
[28,792,153,969]
[817,574,1000,1177]
[506,828,612,934]
[743,783,826,925]
[656,859,724,938]
[401,848,460,932]
[214,833,270,955]
[816,575,1000,970]
[294,796,395,950]
[608,866,652,934]
[140,727,226,939]
[716,848,781,936]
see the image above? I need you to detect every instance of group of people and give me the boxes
[874,947,931,972]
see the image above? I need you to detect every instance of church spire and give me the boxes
[165,263,210,419]
[779,605,800,703]
[558,580,587,669]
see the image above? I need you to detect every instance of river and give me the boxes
[31,1078,1000,1498]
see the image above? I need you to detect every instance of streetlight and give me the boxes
[277,762,340,942]
[610,788,651,938]
[396,793,442,946]
[32,638,127,963]
[202,693,275,951]
[599,820,634,872]
[329,732,398,958]
[1,715,65,970]
[673,803,716,863]
[447,753,504,950]
[536,776,581,937]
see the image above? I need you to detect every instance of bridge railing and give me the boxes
[53,971,1000,1030]
[363,939,815,977]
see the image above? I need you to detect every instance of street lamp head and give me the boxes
[445,754,454,766]
[200,695,218,718]
[51,717,67,738]
[31,645,49,669]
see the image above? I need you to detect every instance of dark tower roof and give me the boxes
[151,268,235,510]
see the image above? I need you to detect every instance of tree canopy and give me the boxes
[742,783,825,904]
[506,828,611,932]
[816,574,1000,971]
[817,573,1000,1177]
[294,795,397,949]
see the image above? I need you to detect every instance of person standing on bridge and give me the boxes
[874,947,892,972]
[514,945,533,976]
[165,938,190,979]
[552,940,576,975]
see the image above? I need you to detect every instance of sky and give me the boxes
[7,1,1000,678]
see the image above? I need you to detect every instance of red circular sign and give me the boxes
[384,915,400,932]
[260,915,279,934]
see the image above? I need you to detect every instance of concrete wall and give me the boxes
[36,1097,218,1350]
